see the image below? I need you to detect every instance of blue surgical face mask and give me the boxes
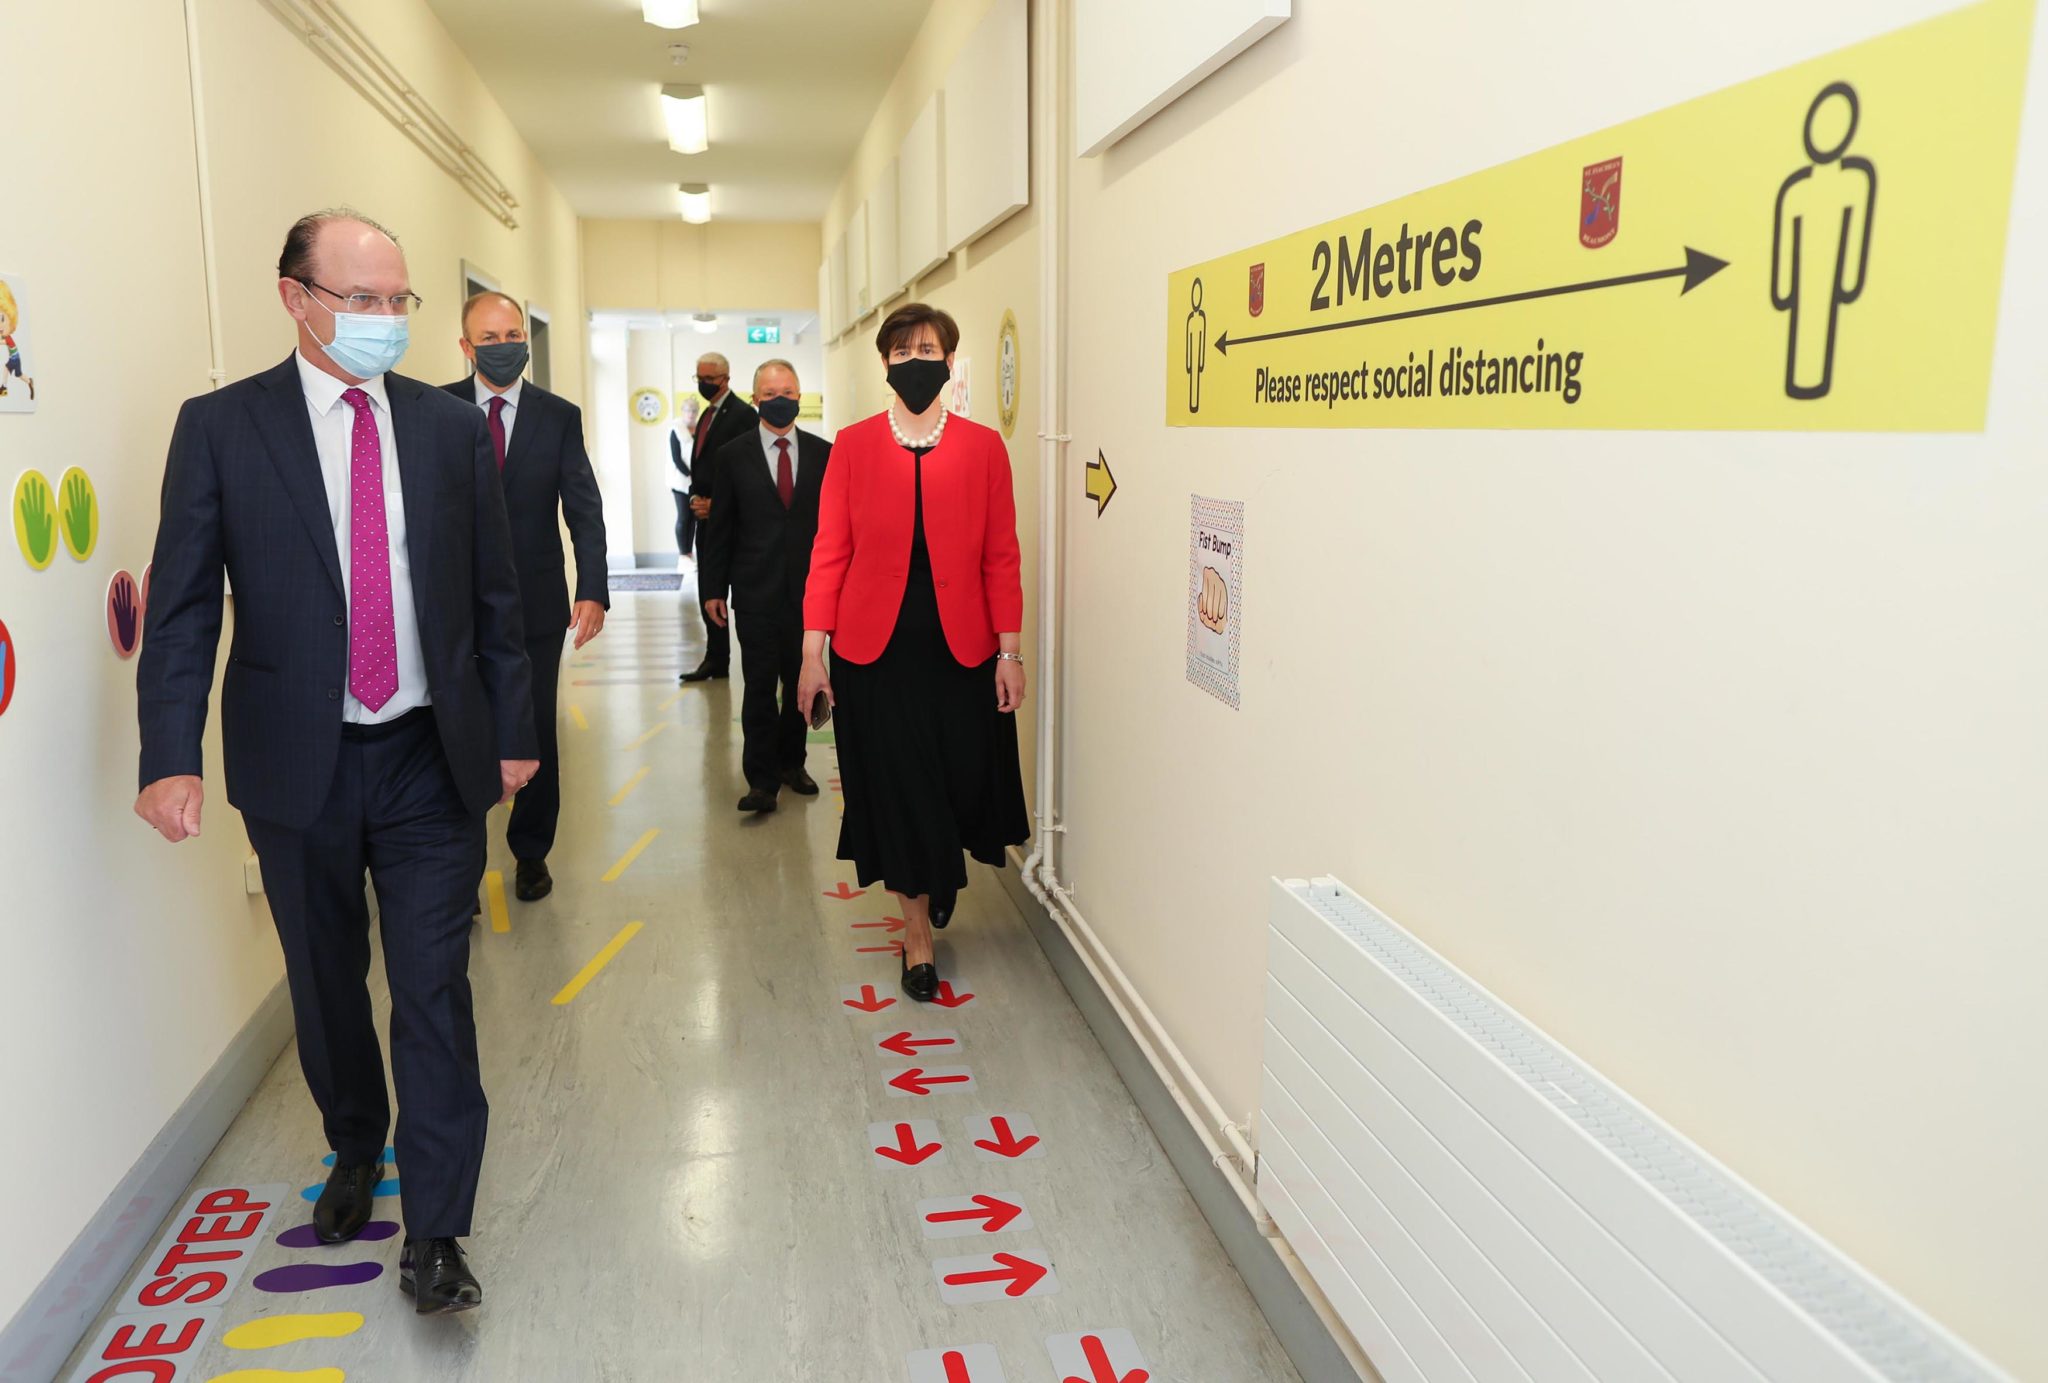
[306,290,411,379]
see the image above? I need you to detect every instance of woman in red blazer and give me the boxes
[799,303,1029,1002]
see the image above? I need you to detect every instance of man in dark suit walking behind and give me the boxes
[443,291,609,902]
[680,350,757,683]
[700,359,831,813]
[135,210,537,1315]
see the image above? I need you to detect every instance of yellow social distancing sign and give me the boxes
[1168,0,2034,432]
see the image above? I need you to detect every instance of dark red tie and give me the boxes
[487,395,507,471]
[775,437,794,508]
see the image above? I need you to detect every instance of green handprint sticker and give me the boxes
[12,470,56,570]
[58,467,98,561]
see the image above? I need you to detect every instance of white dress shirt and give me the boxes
[759,422,801,486]
[296,350,430,724]
[472,374,524,448]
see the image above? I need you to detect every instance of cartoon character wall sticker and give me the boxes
[0,275,36,409]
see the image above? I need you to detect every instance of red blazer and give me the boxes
[804,412,1023,666]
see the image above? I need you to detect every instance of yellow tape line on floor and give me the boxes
[625,722,673,751]
[553,922,645,1006]
[602,828,660,882]
[609,766,651,806]
[484,870,511,934]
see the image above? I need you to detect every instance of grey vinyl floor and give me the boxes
[61,589,1301,1383]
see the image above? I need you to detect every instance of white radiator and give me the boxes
[1258,877,2005,1383]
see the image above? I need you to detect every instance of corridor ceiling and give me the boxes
[426,0,935,221]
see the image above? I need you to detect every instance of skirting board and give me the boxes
[0,978,294,1383]
[994,856,1368,1383]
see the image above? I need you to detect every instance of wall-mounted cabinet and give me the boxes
[942,0,1028,251]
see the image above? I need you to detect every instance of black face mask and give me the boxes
[697,377,725,401]
[887,357,950,415]
[757,394,801,429]
[471,340,529,387]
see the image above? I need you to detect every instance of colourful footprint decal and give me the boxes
[251,1262,383,1294]
[275,1219,400,1249]
[206,1371,346,1383]
[222,1313,365,1350]
[299,1178,398,1202]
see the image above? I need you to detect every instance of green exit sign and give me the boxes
[747,324,781,345]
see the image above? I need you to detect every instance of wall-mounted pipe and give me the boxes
[182,0,227,389]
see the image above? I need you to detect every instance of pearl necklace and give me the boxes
[889,403,948,449]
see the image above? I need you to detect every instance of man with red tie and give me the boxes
[135,210,536,1314]
[700,360,831,812]
[444,292,609,902]
[680,351,757,682]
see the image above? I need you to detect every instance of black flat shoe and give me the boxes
[929,885,957,930]
[679,663,729,683]
[737,787,779,814]
[400,1237,482,1315]
[781,767,819,796]
[901,953,939,1003]
[312,1159,382,1244]
[513,858,553,902]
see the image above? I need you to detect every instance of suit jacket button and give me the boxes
[328,689,340,700]
[939,579,949,588]
[333,615,345,626]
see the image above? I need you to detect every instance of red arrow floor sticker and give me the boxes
[876,1029,962,1059]
[840,983,898,1013]
[853,917,907,933]
[1045,1329,1151,1383]
[869,1119,948,1169]
[906,1344,1007,1383]
[918,1193,1032,1239]
[857,941,907,957]
[967,1113,1046,1161]
[887,1066,977,1097]
[929,980,976,1009]
[823,882,866,900]
[933,1251,1060,1305]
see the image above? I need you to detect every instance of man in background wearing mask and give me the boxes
[136,209,537,1316]
[444,291,609,903]
[680,351,756,683]
[700,360,831,812]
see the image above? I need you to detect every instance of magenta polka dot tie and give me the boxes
[342,388,399,713]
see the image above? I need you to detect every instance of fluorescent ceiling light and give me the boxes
[690,312,719,334]
[642,0,699,29]
[661,84,708,154]
[677,183,711,224]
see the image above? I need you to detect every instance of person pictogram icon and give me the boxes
[1771,82,1877,400]
[1185,277,1207,414]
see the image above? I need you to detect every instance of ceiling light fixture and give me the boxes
[660,83,709,155]
[690,312,719,334]
[677,183,711,224]
[642,0,699,29]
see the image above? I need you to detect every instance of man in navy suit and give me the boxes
[135,210,536,1315]
[443,291,608,902]
[679,351,757,682]
[700,360,831,813]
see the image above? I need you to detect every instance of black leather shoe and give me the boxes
[513,858,553,902]
[679,663,729,683]
[312,1160,382,1244]
[400,1237,482,1315]
[782,768,819,796]
[737,787,779,814]
[930,885,957,931]
[901,953,939,1003]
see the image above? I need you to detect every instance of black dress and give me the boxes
[831,445,1030,898]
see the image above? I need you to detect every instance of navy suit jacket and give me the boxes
[700,427,831,614]
[137,354,538,830]
[685,393,760,503]
[440,378,609,639]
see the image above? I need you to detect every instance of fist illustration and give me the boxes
[1198,565,1230,633]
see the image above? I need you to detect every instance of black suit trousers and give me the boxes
[673,489,697,558]
[507,632,563,861]
[242,710,488,1240]
[697,595,730,670]
[736,600,807,791]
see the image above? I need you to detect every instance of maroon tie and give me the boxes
[775,437,794,509]
[487,395,507,471]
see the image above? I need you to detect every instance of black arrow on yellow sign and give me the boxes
[1214,247,1729,355]
[1085,450,1117,516]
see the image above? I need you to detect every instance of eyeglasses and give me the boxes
[299,280,424,316]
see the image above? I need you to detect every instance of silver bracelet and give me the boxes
[995,652,1023,664]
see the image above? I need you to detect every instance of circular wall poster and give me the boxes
[0,616,16,716]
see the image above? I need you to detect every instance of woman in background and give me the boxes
[798,303,1029,1001]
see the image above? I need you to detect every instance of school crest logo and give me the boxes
[1248,262,1265,317]
[1580,158,1622,248]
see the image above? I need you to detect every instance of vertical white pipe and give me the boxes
[182,0,227,388]
[1026,0,1066,887]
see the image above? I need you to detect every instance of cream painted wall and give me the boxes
[820,0,1045,812]
[0,0,584,1343]
[583,220,823,313]
[1057,0,2048,1375]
